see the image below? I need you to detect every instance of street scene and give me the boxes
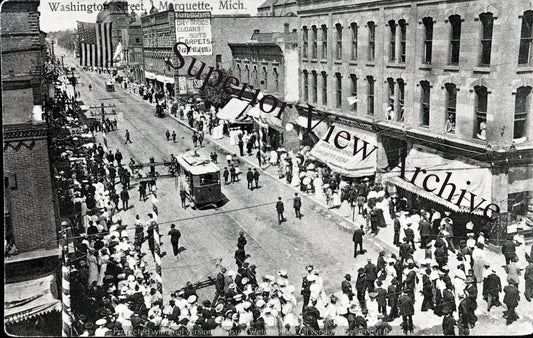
[3,0,533,336]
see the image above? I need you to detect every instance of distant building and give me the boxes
[297,0,533,242]
[125,11,144,83]
[141,5,298,96]
[96,0,132,67]
[257,0,297,17]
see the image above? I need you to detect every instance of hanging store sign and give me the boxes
[175,12,212,56]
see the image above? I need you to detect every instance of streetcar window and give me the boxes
[199,172,219,185]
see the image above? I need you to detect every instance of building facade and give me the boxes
[126,12,144,83]
[2,0,59,267]
[141,5,299,96]
[257,0,298,16]
[297,0,533,242]
[95,0,132,67]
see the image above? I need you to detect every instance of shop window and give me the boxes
[322,71,328,105]
[335,73,342,108]
[303,70,309,101]
[399,20,407,63]
[367,75,374,116]
[449,15,462,65]
[350,74,357,112]
[387,78,395,120]
[335,23,343,60]
[302,26,309,58]
[479,13,494,67]
[389,20,396,62]
[422,17,433,64]
[252,66,258,87]
[508,191,531,224]
[445,83,457,134]
[519,11,533,66]
[514,86,531,141]
[474,85,488,139]
[311,25,318,58]
[321,25,328,59]
[368,21,376,61]
[351,22,358,60]
[397,79,405,121]
[312,71,318,103]
[420,80,431,127]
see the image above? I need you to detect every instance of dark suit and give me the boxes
[398,294,414,334]
[419,219,432,248]
[341,279,354,301]
[364,262,378,292]
[293,196,302,219]
[168,228,181,256]
[247,171,254,189]
[276,200,284,224]
[352,228,365,257]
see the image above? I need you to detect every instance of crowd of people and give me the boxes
[49,67,533,337]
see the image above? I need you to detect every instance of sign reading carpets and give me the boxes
[175,12,212,55]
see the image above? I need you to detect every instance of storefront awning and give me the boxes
[217,98,252,124]
[248,104,284,132]
[383,146,492,215]
[309,123,378,177]
[155,74,175,84]
[508,165,533,194]
[144,71,156,79]
[4,274,60,324]
[295,116,329,137]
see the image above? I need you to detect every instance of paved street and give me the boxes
[64,52,533,335]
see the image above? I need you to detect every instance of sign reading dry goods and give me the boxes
[175,12,212,55]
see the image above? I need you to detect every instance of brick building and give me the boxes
[229,28,299,149]
[125,12,144,83]
[2,0,59,270]
[141,5,299,96]
[297,0,533,242]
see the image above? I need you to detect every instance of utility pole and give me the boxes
[89,103,116,125]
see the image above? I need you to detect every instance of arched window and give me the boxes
[474,85,488,139]
[321,25,328,58]
[387,78,395,120]
[389,20,396,62]
[335,23,343,60]
[367,75,374,115]
[245,65,250,83]
[479,13,494,66]
[519,11,533,66]
[252,66,258,87]
[302,26,309,58]
[311,25,318,58]
[422,17,433,64]
[262,67,268,89]
[367,22,376,61]
[350,74,357,111]
[514,86,531,140]
[449,15,461,65]
[398,20,407,63]
[335,73,342,108]
[237,64,242,80]
[322,71,328,105]
[420,80,431,126]
[351,23,358,60]
[303,70,309,101]
[312,71,318,103]
[273,68,279,92]
[445,83,457,133]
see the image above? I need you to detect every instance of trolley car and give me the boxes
[176,151,224,209]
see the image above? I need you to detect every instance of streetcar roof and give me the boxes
[177,151,220,175]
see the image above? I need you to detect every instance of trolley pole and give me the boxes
[60,230,71,337]
[153,220,163,298]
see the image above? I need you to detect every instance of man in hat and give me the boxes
[403,260,419,302]
[356,268,368,312]
[393,212,402,247]
[404,222,416,251]
[387,278,400,321]
[399,237,414,266]
[293,193,302,219]
[168,224,181,258]
[442,310,456,336]
[483,267,502,311]
[364,258,378,293]
[234,246,246,268]
[441,211,456,252]
[501,236,519,266]
[246,168,254,190]
[419,213,432,249]
[458,290,477,334]
[237,232,247,249]
[213,266,226,303]
[421,268,434,312]
[375,280,388,316]
[301,265,313,311]
[352,225,365,258]
[342,274,354,301]
[253,168,260,189]
[398,290,414,335]
[94,319,109,336]
[276,197,285,225]
[503,281,520,325]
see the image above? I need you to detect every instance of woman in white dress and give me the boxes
[97,248,110,286]
[87,250,99,286]
[471,243,486,284]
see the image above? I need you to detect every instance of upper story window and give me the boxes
[262,66,268,89]
[245,65,250,83]
[479,13,494,67]
[445,83,457,134]
[273,68,279,92]
[350,74,357,112]
[389,20,396,62]
[449,15,461,65]
[311,25,318,58]
[422,17,433,64]
[367,75,374,116]
[303,70,309,101]
[397,79,405,121]
[519,11,533,66]
[321,25,328,59]
[351,22,358,60]
[335,24,343,60]
[335,73,342,108]
[302,26,309,58]
[387,78,395,120]
[368,21,376,61]
[474,85,488,139]
[252,66,258,87]
[514,86,531,140]
[399,20,407,63]
[237,64,242,80]
[420,80,431,127]
[312,71,318,103]
[322,71,328,105]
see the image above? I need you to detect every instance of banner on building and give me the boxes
[77,21,113,68]
[175,12,212,55]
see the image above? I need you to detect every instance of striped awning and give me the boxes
[248,104,284,131]
[4,274,61,324]
[217,98,251,124]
